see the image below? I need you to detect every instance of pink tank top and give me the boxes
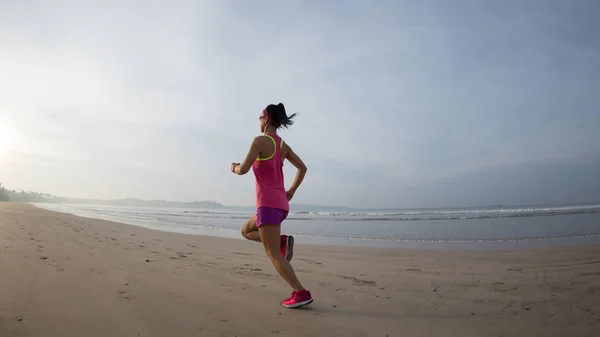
[252,134,289,211]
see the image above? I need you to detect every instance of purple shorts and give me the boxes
[256,207,288,227]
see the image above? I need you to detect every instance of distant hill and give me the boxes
[55,198,350,211]
[0,183,225,208]
[288,203,355,212]
[1,182,352,210]
[0,184,66,203]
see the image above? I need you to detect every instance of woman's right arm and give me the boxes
[283,143,307,200]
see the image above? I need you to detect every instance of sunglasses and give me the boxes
[259,109,268,120]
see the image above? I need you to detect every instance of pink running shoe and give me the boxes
[281,289,313,308]
[280,234,294,262]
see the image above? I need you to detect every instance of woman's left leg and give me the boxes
[259,224,313,308]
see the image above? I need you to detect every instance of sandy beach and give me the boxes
[0,203,599,336]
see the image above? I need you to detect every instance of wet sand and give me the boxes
[1,203,599,336]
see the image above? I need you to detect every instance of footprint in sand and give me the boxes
[117,290,132,301]
[297,258,323,265]
[579,272,600,276]
[337,274,377,286]
[586,286,600,294]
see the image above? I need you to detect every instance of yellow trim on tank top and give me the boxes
[256,135,278,161]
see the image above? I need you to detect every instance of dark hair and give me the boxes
[265,103,297,129]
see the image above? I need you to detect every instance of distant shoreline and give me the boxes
[21,198,600,212]
[2,183,599,211]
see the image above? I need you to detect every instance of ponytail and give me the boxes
[266,103,297,129]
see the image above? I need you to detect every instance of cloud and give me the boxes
[0,0,599,208]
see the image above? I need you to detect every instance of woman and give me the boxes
[230,103,313,308]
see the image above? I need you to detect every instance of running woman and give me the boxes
[230,103,313,308]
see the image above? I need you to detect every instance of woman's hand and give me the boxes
[230,163,240,173]
[286,190,295,201]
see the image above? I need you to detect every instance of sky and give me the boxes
[0,0,599,209]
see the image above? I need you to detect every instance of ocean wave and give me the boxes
[161,205,600,221]
[292,204,600,217]
[37,202,600,222]
[287,207,600,221]
[291,232,600,243]
[33,202,600,248]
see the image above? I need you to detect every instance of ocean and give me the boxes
[34,203,600,250]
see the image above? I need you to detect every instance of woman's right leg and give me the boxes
[241,214,294,262]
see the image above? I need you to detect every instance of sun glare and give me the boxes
[0,119,18,155]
